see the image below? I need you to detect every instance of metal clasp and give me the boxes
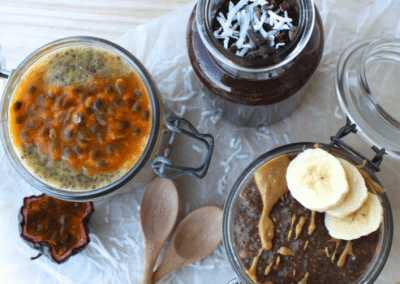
[329,120,386,172]
[151,117,214,179]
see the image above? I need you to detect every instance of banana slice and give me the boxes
[325,192,383,240]
[326,158,368,218]
[286,148,349,212]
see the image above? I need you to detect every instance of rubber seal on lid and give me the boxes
[336,38,400,161]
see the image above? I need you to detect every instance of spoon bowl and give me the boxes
[140,177,179,284]
[152,206,223,283]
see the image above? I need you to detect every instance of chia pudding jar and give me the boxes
[187,0,324,127]
[0,37,214,202]
[222,38,400,283]
[223,142,393,284]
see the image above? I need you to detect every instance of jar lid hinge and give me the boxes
[330,121,386,172]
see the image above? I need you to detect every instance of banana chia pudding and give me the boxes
[8,45,152,191]
[233,148,384,283]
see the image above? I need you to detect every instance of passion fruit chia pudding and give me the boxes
[8,45,152,191]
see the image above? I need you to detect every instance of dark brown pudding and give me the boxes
[186,0,324,126]
[233,154,381,283]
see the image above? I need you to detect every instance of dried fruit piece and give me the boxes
[19,194,94,263]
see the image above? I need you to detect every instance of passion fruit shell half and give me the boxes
[18,194,94,263]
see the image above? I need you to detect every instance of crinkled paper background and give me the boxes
[1,1,399,283]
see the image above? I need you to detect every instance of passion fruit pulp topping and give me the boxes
[19,194,94,263]
[8,45,153,191]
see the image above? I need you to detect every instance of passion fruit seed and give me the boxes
[28,86,37,94]
[63,125,76,141]
[26,118,42,130]
[89,149,101,160]
[93,98,104,112]
[76,129,92,143]
[89,81,99,92]
[117,121,130,130]
[73,145,84,157]
[97,131,106,145]
[96,113,108,125]
[49,128,57,140]
[134,89,142,100]
[14,101,23,111]
[106,144,115,155]
[95,158,109,168]
[133,127,142,137]
[114,98,124,109]
[115,78,125,95]
[143,110,150,121]
[16,115,25,124]
[132,103,142,114]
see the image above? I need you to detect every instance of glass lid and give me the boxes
[336,38,400,162]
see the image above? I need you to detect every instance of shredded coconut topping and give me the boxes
[213,0,298,58]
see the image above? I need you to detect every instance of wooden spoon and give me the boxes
[140,177,179,284]
[152,206,223,283]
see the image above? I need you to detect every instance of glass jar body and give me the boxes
[0,37,164,202]
[222,143,393,284]
[187,1,324,127]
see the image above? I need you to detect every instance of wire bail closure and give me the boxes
[151,117,214,179]
[329,120,386,172]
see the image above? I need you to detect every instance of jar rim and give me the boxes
[196,0,316,73]
[222,142,393,284]
[336,38,400,162]
[0,36,163,201]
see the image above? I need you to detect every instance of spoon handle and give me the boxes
[152,248,185,283]
[142,241,162,284]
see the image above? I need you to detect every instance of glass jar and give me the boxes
[221,37,400,283]
[0,37,214,202]
[223,142,393,284]
[187,0,324,127]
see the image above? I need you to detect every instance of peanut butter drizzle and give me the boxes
[360,170,386,194]
[288,214,297,241]
[295,216,306,240]
[304,240,309,250]
[277,246,294,256]
[308,211,316,235]
[275,255,281,268]
[297,272,310,284]
[356,159,368,168]
[247,249,264,281]
[329,238,342,263]
[264,262,273,276]
[325,246,330,258]
[254,155,291,250]
[337,241,354,268]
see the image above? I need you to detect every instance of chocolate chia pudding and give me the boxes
[187,0,324,126]
[226,146,390,284]
[7,44,152,191]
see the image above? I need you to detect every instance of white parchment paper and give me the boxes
[1,1,399,283]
